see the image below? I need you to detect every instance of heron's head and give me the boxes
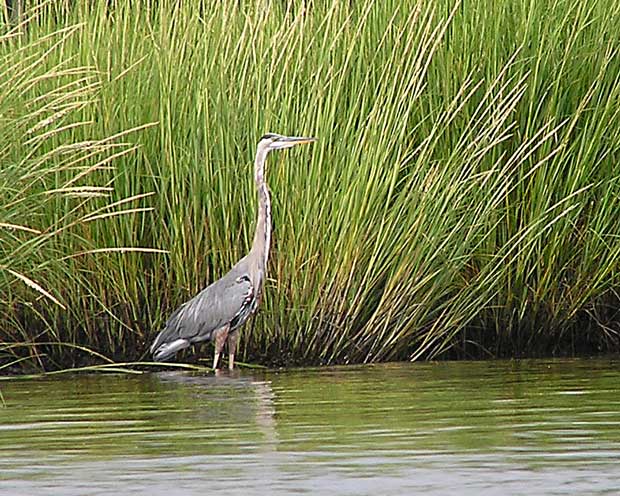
[258,133,317,152]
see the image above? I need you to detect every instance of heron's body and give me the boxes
[149,133,315,369]
[149,254,258,363]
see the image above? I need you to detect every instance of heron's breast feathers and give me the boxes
[229,274,256,329]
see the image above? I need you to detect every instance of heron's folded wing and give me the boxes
[166,273,254,341]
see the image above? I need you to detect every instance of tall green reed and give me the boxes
[1,0,619,371]
[0,12,157,369]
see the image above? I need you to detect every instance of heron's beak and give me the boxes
[272,135,317,149]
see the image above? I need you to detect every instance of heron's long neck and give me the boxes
[251,149,271,272]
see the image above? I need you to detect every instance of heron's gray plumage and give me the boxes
[150,259,254,361]
[149,133,316,369]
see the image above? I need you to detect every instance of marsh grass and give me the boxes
[1,0,620,371]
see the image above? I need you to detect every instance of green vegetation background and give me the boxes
[1,0,620,371]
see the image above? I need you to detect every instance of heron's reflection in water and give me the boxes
[153,370,278,451]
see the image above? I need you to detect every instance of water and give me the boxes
[1,359,620,495]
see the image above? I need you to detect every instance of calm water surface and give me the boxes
[1,359,619,495]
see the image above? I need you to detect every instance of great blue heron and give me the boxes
[149,133,316,370]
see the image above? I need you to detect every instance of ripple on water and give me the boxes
[1,358,620,495]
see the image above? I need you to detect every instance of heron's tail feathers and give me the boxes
[151,338,190,362]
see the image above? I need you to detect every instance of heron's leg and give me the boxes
[213,326,229,370]
[227,331,239,370]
